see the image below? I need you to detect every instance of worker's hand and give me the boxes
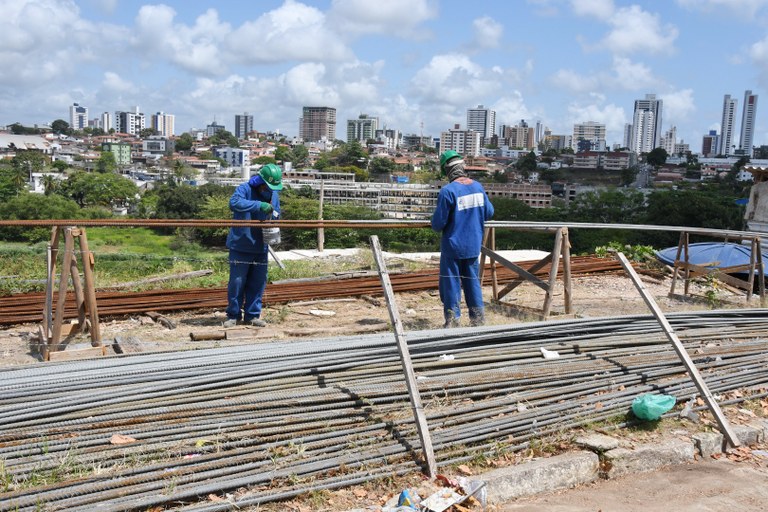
[259,202,273,215]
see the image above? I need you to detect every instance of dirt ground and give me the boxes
[0,272,757,366]
[501,459,768,512]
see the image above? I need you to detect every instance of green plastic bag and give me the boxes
[631,393,676,420]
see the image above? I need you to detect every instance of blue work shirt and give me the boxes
[431,177,494,259]
[226,180,281,254]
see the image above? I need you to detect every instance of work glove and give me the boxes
[259,202,273,215]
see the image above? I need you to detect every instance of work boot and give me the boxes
[443,315,459,329]
[469,308,485,327]
[247,318,266,327]
[223,318,238,328]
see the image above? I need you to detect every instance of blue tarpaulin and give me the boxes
[656,242,768,274]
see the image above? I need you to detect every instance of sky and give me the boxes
[5,0,768,150]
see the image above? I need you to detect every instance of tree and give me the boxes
[515,151,538,176]
[620,165,639,186]
[175,133,194,152]
[274,145,293,163]
[140,128,158,138]
[51,119,70,135]
[0,192,82,242]
[52,160,70,172]
[41,174,59,195]
[253,156,277,166]
[646,147,668,168]
[369,156,396,175]
[57,171,139,208]
[96,151,117,173]
[291,145,309,168]
[208,130,238,148]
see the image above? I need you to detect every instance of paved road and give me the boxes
[500,459,768,512]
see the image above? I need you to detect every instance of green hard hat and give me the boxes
[259,163,283,191]
[439,150,461,173]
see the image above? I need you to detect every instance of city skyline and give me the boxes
[3,1,768,148]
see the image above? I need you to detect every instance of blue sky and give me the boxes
[4,0,768,149]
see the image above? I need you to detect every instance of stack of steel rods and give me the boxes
[1,310,767,511]
[0,255,629,325]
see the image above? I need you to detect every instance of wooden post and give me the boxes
[542,228,564,318]
[669,232,686,296]
[478,227,489,282]
[50,228,75,349]
[77,228,101,346]
[615,251,740,449]
[756,239,766,305]
[370,235,437,478]
[318,180,325,252]
[490,227,498,299]
[561,228,573,314]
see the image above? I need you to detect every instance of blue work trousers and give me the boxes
[439,256,484,322]
[226,249,268,322]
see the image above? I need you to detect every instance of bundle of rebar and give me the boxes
[0,255,632,325]
[1,309,767,510]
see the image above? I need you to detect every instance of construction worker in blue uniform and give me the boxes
[431,150,494,328]
[224,164,283,327]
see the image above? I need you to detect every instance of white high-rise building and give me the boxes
[630,94,663,153]
[115,106,145,136]
[439,124,482,157]
[151,112,175,137]
[572,121,606,152]
[466,105,496,145]
[720,94,738,156]
[100,112,112,133]
[661,126,677,154]
[69,103,88,130]
[739,90,758,157]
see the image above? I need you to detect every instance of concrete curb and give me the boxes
[481,424,766,505]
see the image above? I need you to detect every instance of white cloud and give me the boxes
[570,0,615,21]
[103,72,135,94]
[227,1,353,65]
[602,5,678,56]
[676,0,768,17]
[411,53,503,106]
[328,0,437,37]
[567,99,627,139]
[552,57,658,94]
[471,16,504,50]
[494,92,536,125]
[133,6,231,76]
[660,88,696,124]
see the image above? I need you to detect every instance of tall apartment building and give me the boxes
[234,112,254,139]
[151,112,175,137]
[500,120,535,150]
[572,121,606,152]
[720,94,738,156]
[661,126,677,154]
[439,125,481,157]
[402,134,433,150]
[466,105,496,145]
[347,114,378,143]
[115,106,145,136]
[702,130,719,157]
[739,90,758,157]
[629,94,663,154]
[375,128,401,150]
[100,112,112,133]
[299,106,336,142]
[69,103,88,130]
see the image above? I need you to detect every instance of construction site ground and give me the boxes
[1,263,768,511]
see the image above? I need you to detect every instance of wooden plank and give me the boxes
[189,330,227,341]
[113,336,144,354]
[669,232,685,295]
[370,235,436,479]
[615,251,740,449]
[480,247,549,291]
[47,345,106,362]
